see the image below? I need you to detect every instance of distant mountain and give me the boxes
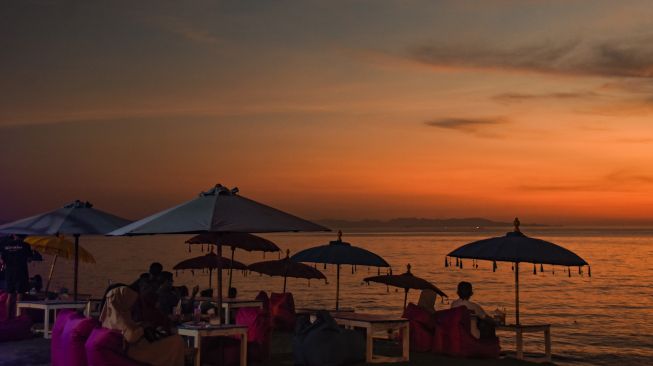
[317,217,515,231]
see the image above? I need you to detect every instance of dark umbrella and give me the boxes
[0,200,131,300]
[109,184,329,323]
[291,231,390,310]
[248,249,326,292]
[447,218,590,324]
[186,232,280,289]
[173,252,247,288]
[364,264,447,310]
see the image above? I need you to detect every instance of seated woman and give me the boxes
[100,285,185,366]
[451,281,495,339]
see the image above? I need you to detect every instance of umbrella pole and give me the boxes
[404,288,409,310]
[515,262,520,325]
[228,247,235,290]
[45,255,58,294]
[216,243,223,324]
[283,249,290,293]
[73,234,80,301]
[336,264,341,311]
[283,275,287,293]
[209,268,213,288]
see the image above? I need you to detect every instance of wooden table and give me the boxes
[192,297,263,324]
[16,300,88,338]
[497,324,552,362]
[331,312,409,363]
[177,323,248,366]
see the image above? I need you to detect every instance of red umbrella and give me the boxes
[364,264,447,310]
[248,250,326,292]
[186,232,280,289]
[173,252,247,287]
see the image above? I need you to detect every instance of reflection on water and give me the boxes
[28,229,653,366]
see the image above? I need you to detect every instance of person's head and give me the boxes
[149,262,163,277]
[200,288,213,298]
[228,287,237,299]
[457,281,473,300]
[100,283,129,313]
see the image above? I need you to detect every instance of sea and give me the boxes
[27,228,653,366]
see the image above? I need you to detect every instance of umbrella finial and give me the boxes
[337,230,342,241]
[406,263,411,273]
[513,217,521,232]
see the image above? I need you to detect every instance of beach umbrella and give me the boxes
[186,232,280,289]
[109,184,329,323]
[0,200,131,300]
[291,231,390,310]
[173,252,247,288]
[364,264,447,310]
[248,249,326,292]
[447,218,589,325]
[24,235,96,293]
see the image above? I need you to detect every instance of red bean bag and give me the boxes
[52,310,83,366]
[402,303,436,352]
[85,327,149,366]
[432,306,500,358]
[0,314,33,342]
[62,316,100,366]
[270,292,296,331]
[206,307,273,366]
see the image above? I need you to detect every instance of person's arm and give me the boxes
[472,302,488,318]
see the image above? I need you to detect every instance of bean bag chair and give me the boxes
[0,314,33,342]
[85,327,148,366]
[270,292,296,331]
[293,311,365,366]
[204,307,272,366]
[402,302,436,352]
[52,310,83,366]
[432,306,500,358]
[62,316,100,366]
[0,291,9,321]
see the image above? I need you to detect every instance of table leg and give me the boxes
[225,304,231,324]
[44,308,51,339]
[365,325,373,363]
[194,335,201,366]
[544,327,552,362]
[240,332,247,366]
[516,327,523,359]
[85,301,91,316]
[402,323,410,361]
[16,305,23,317]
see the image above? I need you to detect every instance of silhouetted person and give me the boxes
[451,281,495,339]
[1,235,31,317]
[156,271,180,315]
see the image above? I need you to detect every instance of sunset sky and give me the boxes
[2,1,653,225]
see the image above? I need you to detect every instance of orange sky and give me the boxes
[1,1,653,225]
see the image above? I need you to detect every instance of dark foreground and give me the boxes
[0,333,552,366]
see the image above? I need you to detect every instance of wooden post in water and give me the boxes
[73,234,80,301]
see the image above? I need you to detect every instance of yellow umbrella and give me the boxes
[25,236,96,293]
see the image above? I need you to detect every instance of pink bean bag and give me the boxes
[207,307,272,366]
[432,306,500,358]
[402,303,437,352]
[52,310,83,366]
[0,314,33,342]
[62,317,100,366]
[270,292,296,331]
[85,327,149,366]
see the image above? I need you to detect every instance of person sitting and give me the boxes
[417,289,437,314]
[148,262,163,283]
[451,281,495,339]
[100,285,185,366]
[156,272,180,316]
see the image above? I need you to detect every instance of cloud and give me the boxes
[424,117,508,138]
[410,33,653,78]
[493,91,599,104]
[149,15,222,46]
[516,170,653,193]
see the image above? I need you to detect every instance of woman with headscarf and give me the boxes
[100,285,185,366]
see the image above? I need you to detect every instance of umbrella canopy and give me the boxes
[186,232,281,289]
[0,200,130,300]
[25,235,96,294]
[248,250,326,292]
[364,264,447,309]
[109,184,329,323]
[447,218,590,324]
[173,252,247,288]
[291,231,390,310]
